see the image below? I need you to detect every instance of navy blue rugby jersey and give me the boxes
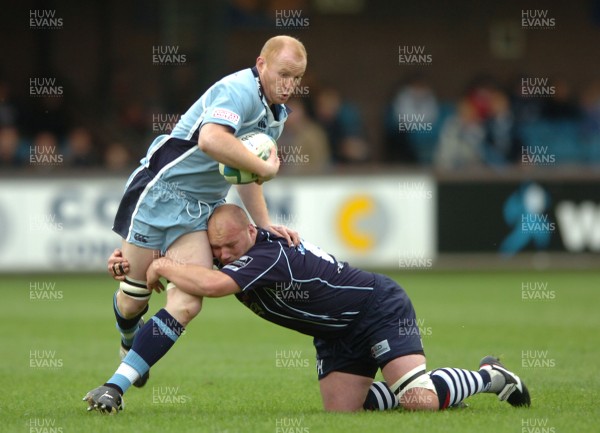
[220,229,377,339]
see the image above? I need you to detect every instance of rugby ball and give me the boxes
[219,132,277,184]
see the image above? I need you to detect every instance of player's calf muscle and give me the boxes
[165,288,203,326]
[163,232,212,324]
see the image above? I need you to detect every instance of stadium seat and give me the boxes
[518,120,583,164]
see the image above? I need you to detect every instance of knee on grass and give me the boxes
[398,387,439,410]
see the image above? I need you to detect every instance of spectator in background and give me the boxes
[509,74,543,125]
[277,98,330,174]
[314,86,370,164]
[384,74,440,164]
[104,141,134,171]
[28,131,62,170]
[464,75,502,122]
[0,81,19,128]
[439,77,521,168]
[64,127,100,167]
[482,88,522,166]
[434,97,485,169]
[0,126,25,167]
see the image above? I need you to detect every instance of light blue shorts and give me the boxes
[113,168,225,252]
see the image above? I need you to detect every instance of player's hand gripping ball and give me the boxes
[219,132,277,184]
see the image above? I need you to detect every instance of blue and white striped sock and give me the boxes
[106,308,184,394]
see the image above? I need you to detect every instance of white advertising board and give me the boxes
[229,175,437,268]
[0,174,436,271]
[0,178,124,272]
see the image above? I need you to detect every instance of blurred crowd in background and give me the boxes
[385,74,600,169]
[2,0,600,175]
[1,72,600,173]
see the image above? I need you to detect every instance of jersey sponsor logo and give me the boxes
[223,255,253,272]
[211,108,240,125]
[371,339,391,358]
[133,232,149,243]
[297,240,335,263]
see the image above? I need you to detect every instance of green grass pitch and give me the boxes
[1,270,598,433]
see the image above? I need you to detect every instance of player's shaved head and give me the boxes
[209,204,250,233]
[260,35,307,62]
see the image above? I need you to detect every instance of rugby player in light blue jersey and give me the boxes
[84,36,306,411]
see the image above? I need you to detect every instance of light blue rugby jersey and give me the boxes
[135,67,288,201]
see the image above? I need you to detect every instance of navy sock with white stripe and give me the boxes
[106,308,184,394]
[363,381,398,411]
[430,368,491,409]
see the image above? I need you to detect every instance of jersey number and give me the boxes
[301,240,335,264]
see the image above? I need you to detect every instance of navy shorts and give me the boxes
[313,273,424,380]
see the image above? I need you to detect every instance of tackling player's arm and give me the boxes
[198,123,279,181]
[146,257,241,298]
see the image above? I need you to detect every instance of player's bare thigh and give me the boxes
[116,240,159,317]
[381,354,438,410]
[164,230,213,326]
[319,371,373,412]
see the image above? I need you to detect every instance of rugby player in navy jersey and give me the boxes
[98,204,530,413]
